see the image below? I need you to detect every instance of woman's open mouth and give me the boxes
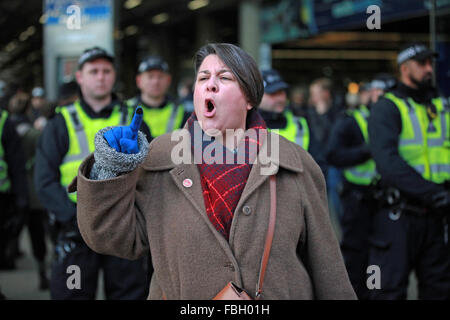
[204,99,216,117]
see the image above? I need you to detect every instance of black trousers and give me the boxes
[368,207,450,300]
[339,188,373,300]
[0,194,23,268]
[25,208,48,262]
[50,240,149,300]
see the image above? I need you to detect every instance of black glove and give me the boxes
[431,190,450,210]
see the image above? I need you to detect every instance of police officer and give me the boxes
[126,55,188,142]
[8,92,49,289]
[259,69,326,174]
[34,47,148,299]
[0,107,28,270]
[325,74,396,299]
[368,43,450,299]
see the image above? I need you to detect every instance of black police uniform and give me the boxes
[9,112,49,288]
[34,96,149,300]
[326,108,375,299]
[0,113,28,270]
[368,82,450,299]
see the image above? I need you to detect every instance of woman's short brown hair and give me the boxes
[194,43,264,108]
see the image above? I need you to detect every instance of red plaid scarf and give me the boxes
[187,109,267,240]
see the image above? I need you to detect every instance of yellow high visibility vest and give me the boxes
[58,100,128,202]
[343,105,378,186]
[270,111,310,151]
[126,98,185,137]
[384,92,450,183]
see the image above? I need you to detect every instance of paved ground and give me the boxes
[1,207,416,300]
[0,230,51,300]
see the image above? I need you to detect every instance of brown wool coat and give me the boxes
[72,130,356,300]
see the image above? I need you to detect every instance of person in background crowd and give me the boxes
[0,102,28,271]
[369,73,397,105]
[307,78,342,142]
[308,77,344,218]
[358,82,372,108]
[325,73,396,299]
[288,84,308,117]
[30,87,48,131]
[259,69,326,175]
[368,43,450,299]
[58,81,79,107]
[34,46,149,300]
[8,92,50,290]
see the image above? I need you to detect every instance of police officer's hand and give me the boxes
[431,190,450,210]
[103,107,143,154]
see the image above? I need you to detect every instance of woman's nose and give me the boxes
[207,79,218,92]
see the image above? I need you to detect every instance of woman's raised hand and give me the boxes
[103,107,143,154]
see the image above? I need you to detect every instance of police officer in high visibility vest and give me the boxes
[126,56,187,142]
[0,109,28,271]
[368,43,450,299]
[258,69,326,174]
[34,47,148,300]
[326,74,396,299]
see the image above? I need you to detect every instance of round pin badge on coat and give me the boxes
[183,178,193,188]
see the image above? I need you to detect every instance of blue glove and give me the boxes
[103,107,143,154]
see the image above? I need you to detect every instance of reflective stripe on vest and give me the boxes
[59,101,128,202]
[126,98,184,137]
[0,110,11,192]
[384,92,450,183]
[271,111,310,151]
[343,105,378,186]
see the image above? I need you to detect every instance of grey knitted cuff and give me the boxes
[90,126,149,180]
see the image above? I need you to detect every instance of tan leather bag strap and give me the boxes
[255,175,277,300]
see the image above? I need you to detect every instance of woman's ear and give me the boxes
[246,102,253,111]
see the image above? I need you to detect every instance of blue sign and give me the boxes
[44,0,111,25]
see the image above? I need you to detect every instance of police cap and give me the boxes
[78,47,114,70]
[138,56,169,74]
[261,69,289,94]
[397,43,438,65]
